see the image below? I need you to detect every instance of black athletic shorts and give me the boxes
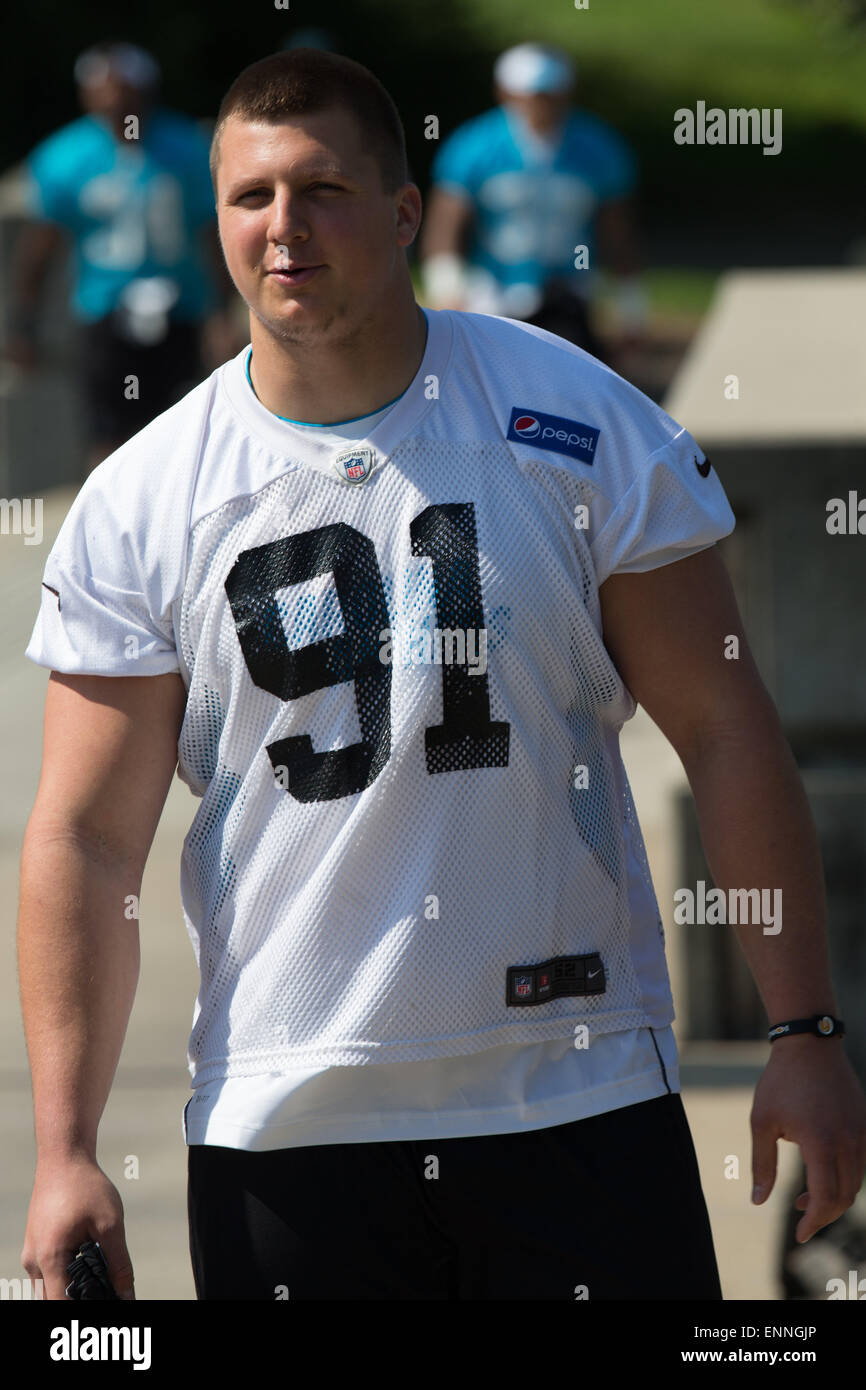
[187,1092,723,1300]
[79,313,203,445]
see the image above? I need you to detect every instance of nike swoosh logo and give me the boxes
[695,454,711,478]
[587,968,602,979]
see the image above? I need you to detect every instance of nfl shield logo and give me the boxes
[334,446,375,485]
[515,975,533,998]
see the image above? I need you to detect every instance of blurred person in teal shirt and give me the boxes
[421,42,647,365]
[8,41,240,472]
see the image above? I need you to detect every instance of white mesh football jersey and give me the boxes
[26,307,735,1084]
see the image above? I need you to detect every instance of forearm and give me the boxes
[681,710,837,1021]
[596,199,641,279]
[17,824,141,1162]
[12,224,64,316]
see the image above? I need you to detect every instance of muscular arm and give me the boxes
[12,220,68,313]
[598,544,833,1018]
[600,544,866,1241]
[19,670,187,1157]
[417,188,474,308]
[18,670,186,1297]
[6,221,68,366]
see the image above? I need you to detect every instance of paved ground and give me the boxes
[1,486,801,1300]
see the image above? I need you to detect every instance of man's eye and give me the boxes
[310,182,341,191]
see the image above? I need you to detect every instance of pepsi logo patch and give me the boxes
[507,406,600,464]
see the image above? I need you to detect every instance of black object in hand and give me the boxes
[65,1241,119,1300]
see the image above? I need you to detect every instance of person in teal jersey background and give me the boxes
[8,41,241,472]
[421,42,646,366]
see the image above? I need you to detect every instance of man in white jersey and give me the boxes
[19,49,866,1301]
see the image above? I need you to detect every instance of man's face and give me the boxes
[499,89,571,134]
[79,74,152,123]
[216,106,420,345]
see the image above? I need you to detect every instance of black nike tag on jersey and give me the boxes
[507,953,606,1006]
[695,454,711,478]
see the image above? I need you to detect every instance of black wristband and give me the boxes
[768,1014,845,1042]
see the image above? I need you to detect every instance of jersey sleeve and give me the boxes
[591,121,638,202]
[25,469,182,677]
[25,138,77,227]
[589,426,735,588]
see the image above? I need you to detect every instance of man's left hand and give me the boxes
[750,1036,866,1242]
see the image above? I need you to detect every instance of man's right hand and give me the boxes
[21,1154,135,1300]
[18,670,187,1305]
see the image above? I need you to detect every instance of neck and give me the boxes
[248,289,428,426]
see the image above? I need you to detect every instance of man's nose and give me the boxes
[267,189,310,243]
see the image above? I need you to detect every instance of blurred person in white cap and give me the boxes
[420,41,646,364]
[8,40,241,474]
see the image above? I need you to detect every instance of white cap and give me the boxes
[74,43,161,90]
[494,43,575,96]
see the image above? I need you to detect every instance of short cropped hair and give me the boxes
[210,48,409,195]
